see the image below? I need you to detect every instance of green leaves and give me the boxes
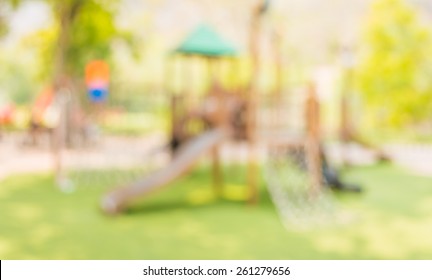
[66,0,118,75]
[23,0,128,81]
[357,0,432,129]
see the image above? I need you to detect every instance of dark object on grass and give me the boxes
[286,147,362,193]
[321,155,362,192]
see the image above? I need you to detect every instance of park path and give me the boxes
[326,142,432,176]
[382,144,432,176]
[0,132,166,182]
[1,132,432,183]
[0,133,53,181]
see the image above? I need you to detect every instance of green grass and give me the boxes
[1,164,432,259]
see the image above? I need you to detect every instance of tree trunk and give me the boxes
[51,1,83,184]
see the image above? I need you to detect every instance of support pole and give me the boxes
[207,57,224,198]
[246,0,268,204]
[272,26,284,130]
[339,46,355,166]
[305,82,322,198]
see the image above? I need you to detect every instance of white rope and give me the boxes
[263,146,337,230]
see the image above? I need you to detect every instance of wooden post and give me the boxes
[339,46,355,166]
[211,144,223,197]
[207,57,224,198]
[340,65,354,166]
[164,55,174,153]
[246,0,268,204]
[272,26,284,130]
[170,55,186,155]
[305,82,322,198]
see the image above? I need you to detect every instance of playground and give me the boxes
[1,0,432,259]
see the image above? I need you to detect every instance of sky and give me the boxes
[3,1,50,46]
[3,0,432,64]
[2,0,432,101]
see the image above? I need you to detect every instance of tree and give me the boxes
[45,0,124,85]
[357,0,432,129]
[12,0,130,179]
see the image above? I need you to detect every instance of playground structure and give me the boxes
[100,1,267,214]
[4,1,432,260]
[98,0,360,218]
[13,0,360,224]
[101,22,253,214]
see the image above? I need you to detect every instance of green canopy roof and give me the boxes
[174,24,238,57]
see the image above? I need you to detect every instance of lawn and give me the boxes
[1,163,432,259]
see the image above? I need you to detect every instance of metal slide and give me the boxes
[101,128,227,214]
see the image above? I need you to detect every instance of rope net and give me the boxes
[264,144,337,230]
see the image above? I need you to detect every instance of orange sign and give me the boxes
[85,60,110,86]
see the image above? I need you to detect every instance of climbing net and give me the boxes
[263,144,337,230]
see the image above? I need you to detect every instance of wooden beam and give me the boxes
[305,82,322,197]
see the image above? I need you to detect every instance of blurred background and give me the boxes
[1,0,432,259]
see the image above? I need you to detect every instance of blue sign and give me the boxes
[88,87,108,102]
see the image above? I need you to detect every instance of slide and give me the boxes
[101,128,227,214]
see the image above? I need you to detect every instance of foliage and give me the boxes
[0,55,34,104]
[62,0,121,77]
[25,0,129,81]
[356,0,432,129]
